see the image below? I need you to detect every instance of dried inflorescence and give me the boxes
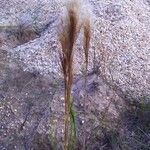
[58,0,92,149]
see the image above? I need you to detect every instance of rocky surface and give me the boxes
[0,0,150,149]
[0,50,126,149]
[0,0,149,103]
[92,0,150,103]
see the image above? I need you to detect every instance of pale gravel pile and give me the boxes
[0,0,150,101]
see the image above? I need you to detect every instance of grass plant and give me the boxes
[58,1,92,149]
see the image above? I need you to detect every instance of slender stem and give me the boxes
[64,58,73,150]
[82,62,88,150]
[64,76,69,150]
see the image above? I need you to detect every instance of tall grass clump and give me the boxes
[58,0,92,149]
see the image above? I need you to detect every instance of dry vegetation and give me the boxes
[59,1,91,149]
